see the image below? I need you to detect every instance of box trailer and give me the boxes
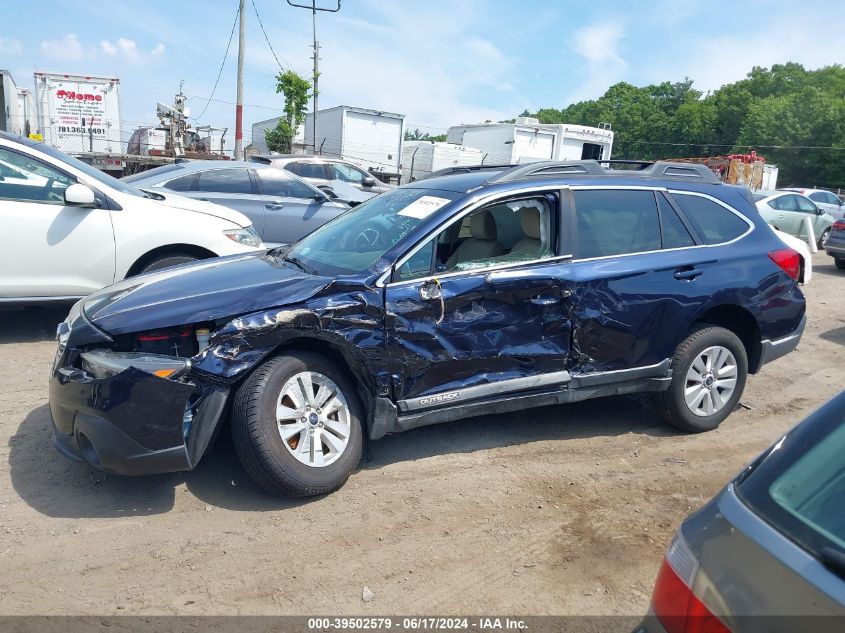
[401,141,484,182]
[34,72,122,155]
[447,117,614,164]
[254,106,405,179]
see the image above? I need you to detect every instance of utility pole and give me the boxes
[234,0,246,160]
[287,0,340,155]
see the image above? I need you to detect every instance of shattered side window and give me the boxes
[439,195,556,273]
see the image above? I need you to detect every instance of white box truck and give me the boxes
[401,141,484,182]
[447,117,614,165]
[1,70,37,137]
[34,72,122,155]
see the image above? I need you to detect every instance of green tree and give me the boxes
[518,63,845,187]
[264,70,311,154]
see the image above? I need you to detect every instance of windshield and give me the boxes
[122,163,186,183]
[22,138,149,198]
[752,193,767,202]
[284,188,460,276]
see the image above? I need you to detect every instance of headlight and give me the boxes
[80,350,190,380]
[223,226,262,248]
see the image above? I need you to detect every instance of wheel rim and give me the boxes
[275,371,351,467]
[684,345,738,417]
[821,228,830,246]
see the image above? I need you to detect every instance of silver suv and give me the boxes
[250,155,394,202]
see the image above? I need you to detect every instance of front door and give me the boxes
[384,191,572,410]
[179,167,267,237]
[254,167,345,246]
[0,145,115,298]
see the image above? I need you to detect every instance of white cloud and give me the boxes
[100,38,165,63]
[573,22,625,65]
[0,37,22,55]
[567,22,627,102]
[100,37,139,62]
[40,33,92,61]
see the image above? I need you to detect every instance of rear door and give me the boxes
[254,168,346,246]
[175,167,266,234]
[0,145,115,297]
[564,188,750,375]
[384,189,573,410]
[768,194,804,235]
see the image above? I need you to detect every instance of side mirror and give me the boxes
[362,176,378,188]
[64,183,96,207]
[316,185,336,199]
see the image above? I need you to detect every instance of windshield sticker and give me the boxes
[397,196,452,219]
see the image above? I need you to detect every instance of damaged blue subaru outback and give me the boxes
[50,160,806,496]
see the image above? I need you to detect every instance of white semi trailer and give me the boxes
[34,71,123,155]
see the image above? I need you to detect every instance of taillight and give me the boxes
[833,219,845,232]
[768,248,800,281]
[650,532,730,633]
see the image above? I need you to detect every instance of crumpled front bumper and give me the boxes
[49,313,229,476]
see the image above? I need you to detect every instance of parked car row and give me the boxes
[753,189,835,247]
[0,132,262,301]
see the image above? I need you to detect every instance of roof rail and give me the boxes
[486,159,721,185]
[421,164,518,180]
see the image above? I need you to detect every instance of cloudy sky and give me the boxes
[2,0,843,149]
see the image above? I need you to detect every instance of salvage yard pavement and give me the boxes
[0,253,843,615]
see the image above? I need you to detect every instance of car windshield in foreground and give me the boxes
[736,392,845,560]
[283,187,460,276]
[26,139,149,198]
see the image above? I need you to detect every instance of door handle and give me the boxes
[265,203,285,210]
[530,295,559,306]
[674,266,703,281]
[419,280,442,301]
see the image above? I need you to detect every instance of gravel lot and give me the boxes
[0,253,843,616]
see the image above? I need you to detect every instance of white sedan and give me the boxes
[0,132,264,302]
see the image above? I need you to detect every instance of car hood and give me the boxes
[83,251,331,335]
[145,190,252,227]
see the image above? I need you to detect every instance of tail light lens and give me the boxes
[651,532,730,633]
[768,248,801,281]
[832,220,845,232]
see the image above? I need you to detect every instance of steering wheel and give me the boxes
[352,225,386,250]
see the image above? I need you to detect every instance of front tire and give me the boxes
[653,326,748,433]
[139,252,200,273]
[231,352,364,497]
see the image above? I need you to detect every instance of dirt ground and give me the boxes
[0,253,843,617]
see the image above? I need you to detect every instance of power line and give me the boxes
[252,0,289,71]
[615,139,845,151]
[194,5,241,121]
[188,95,282,111]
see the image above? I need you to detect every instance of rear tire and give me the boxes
[835,257,845,271]
[653,326,748,433]
[139,252,199,273]
[818,227,831,248]
[231,352,363,497]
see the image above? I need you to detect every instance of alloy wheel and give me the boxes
[275,371,351,467]
[684,345,738,417]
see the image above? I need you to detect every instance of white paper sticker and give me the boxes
[397,195,452,219]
